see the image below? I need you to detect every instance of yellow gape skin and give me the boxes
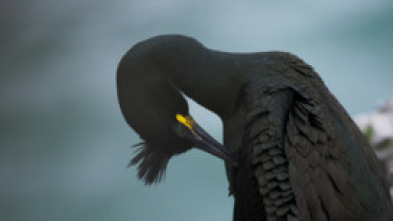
[176,114,195,132]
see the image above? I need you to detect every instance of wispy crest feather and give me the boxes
[129,142,171,185]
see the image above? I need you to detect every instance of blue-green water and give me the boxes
[1,1,393,221]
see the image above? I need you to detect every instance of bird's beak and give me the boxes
[176,114,238,166]
[191,122,238,166]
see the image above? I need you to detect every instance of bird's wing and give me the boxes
[280,87,359,221]
[245,72,392,221]
[244,83,301,221]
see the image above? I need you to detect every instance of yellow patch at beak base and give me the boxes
[176,114,195,132]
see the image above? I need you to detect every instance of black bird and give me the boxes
[117,35,393,221]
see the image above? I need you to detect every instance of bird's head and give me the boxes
[117,35,237,185]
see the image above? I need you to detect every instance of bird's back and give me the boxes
[227,52,393,221]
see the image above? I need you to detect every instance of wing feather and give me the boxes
[244,84,299,221]
[236,52,393,220]
[244,72,392,220]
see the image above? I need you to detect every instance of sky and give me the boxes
[1,1,393,221]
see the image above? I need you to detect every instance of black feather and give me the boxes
[129,142,171,185]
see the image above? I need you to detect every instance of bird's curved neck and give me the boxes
[167,50,247,119]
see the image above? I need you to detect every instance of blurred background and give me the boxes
[1,1,393,221]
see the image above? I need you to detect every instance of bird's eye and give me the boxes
[173,123,189,137]
[175,124,184,137]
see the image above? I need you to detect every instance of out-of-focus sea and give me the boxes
[1,1,393,221]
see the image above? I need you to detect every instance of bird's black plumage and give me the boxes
[117,35,393,220]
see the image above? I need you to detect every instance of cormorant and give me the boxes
[116,35,393,221]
